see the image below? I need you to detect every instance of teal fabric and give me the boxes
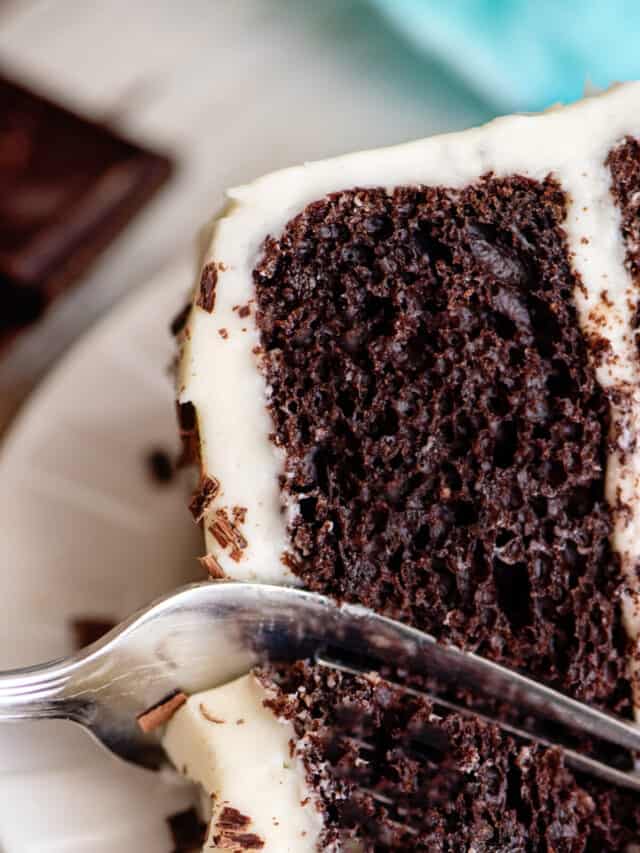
[370,0,640,111]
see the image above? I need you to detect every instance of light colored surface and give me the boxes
[164,675,322,852]
[0,260,201,851]
[0,2,478,848]
[182,81,640,675]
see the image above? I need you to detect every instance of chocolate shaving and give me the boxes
[137,690,187,733]
[212,832,265,850]
[232,506,248,525]
[217,807,250,830]
[189,474,220,522]
[197,262,218,313]
[198,553,227,579]
[212,808,264,851]
[70,617,116,650]
[176,401,200,468]
[209,509,248,562]
[199,703,224,723]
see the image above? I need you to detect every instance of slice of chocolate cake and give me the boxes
[164,662,640,851]
[174,83,640,845]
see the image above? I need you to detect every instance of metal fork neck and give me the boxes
[0,659,85,723]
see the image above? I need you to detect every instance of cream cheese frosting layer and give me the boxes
[178,84,640,683]
[163,674,323,852]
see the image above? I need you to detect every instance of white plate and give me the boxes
[0,260,204,852]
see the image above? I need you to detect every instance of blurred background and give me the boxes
[1,0,637,435]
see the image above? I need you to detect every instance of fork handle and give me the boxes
[0,660,85,723]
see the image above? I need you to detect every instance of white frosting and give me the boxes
[163,674,323,852]
[179,83,640,693]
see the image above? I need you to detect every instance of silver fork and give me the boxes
[1,580,639,795]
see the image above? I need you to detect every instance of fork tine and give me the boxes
[317,655,640,795]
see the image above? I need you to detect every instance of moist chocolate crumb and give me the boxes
[253,175,631,715]
[198,552,227,578]
[146,447,174,484]
[608,137,640,287]
[258,660,640,851]
[167,807,207,852]
[189,474,220,522]
[196,262,218,313]
[219,327,229,339]
[137,690,187,733]
[69,617,115,650]
[170,302,191,337]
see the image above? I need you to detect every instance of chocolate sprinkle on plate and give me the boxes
[167,807,207,852]
[146,447,174,484]
[69,617,116,650]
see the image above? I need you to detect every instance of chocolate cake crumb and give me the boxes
[253,175,631,715]
[146,447,174,484]
[167,807,207,852]
[258,661,640,851]
[608,137,640,285]
[219,327,229,339]
[198,553,226,578]
[69,617,115,650]
[137,690,187,733]
[189,474,220,522]
[196,262,218,313]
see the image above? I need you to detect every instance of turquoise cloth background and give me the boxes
[371,0,640,112]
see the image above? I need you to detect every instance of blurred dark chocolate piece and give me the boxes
[70,616,116,650]
[0,74,172,347]
[167,808,207,852]
[146,446,175,484]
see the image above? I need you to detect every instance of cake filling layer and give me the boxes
[162,674,323,852]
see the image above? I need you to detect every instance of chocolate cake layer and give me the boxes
[177,85,640,849]
[253,176,630,712]
[258,661,640,852]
